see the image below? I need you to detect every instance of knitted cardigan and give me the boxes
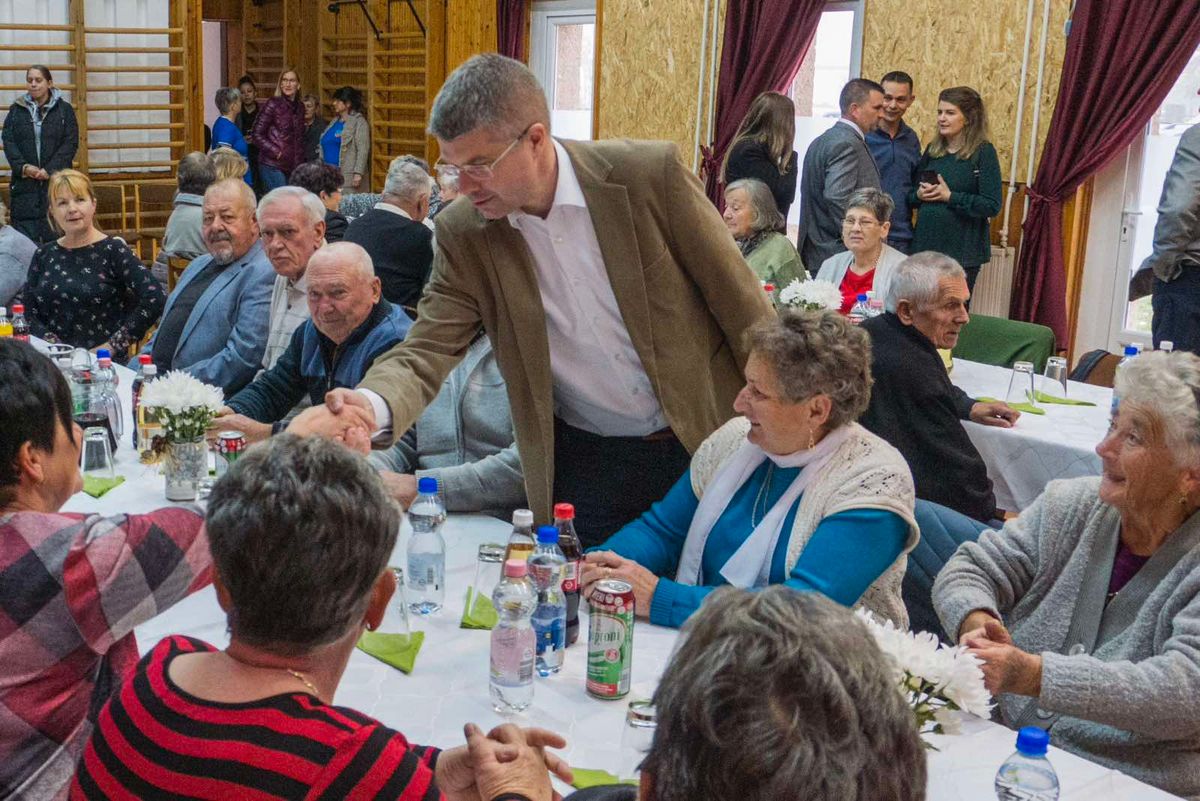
[690,417,920,625]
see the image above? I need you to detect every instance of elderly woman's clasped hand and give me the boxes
[581,551,659,618]
[958,612,1043,697]
[435,723,573,801]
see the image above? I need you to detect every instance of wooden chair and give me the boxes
[167,255,192,292]
[135,183,176,261]
[93,183,143,255]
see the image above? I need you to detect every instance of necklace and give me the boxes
[751,463,775,527]
[286,668,321,697]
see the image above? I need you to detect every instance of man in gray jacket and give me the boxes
[1134,121,1200,354]
[798,79,884,272]
[369,334,525,520]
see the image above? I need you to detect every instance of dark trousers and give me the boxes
[565,787,637,801]
[1152,266,1200,354]
[553,417,691,549]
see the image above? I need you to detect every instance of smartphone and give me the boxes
[919,170,940,186]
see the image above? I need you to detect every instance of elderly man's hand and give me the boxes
[970,401,1020,428]
[964,619,1042,697]
[208,411,272,445]
[441,723,569,801]
[958,609,1005,645]
[582,552,659,619]
[378,470,419,508]
[286,389,376,439]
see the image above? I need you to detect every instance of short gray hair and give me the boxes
[725,178,784,235]
[846,186,895,226]
[257,185,326,228]
[204,177,257,216]
[177,151,216,195]
[885,251,966,313]
[428,52,550,141]
[382,157,432,204]
[1115,350,1200,468]
[437,170,459,193]
[205,435,400,655]
[643,587,926,801]
[747,309,873,429]
[215,86,241,115]
[310,240,375,281]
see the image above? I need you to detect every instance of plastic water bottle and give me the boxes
[504,508,536,563]
[529,525,567,676]
[130,354,152,448]
[490,558,537,713]
[995,727,1059,800]
[554,503,584,645]
[0,307,12,338]
[94,349,124,446]
[406,476,446,615]
[848,293,870,324]
[867,293,885,318]
[1112,344,1139,415]
[11,303,29,342]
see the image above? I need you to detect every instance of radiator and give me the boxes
[970,245,1016,318]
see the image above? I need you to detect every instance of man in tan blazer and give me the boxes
[291,54,773,545]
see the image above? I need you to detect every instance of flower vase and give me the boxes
[164,438,207,501]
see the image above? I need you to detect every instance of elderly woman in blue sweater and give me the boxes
[934,350,1200,799]
[581,310,919,628]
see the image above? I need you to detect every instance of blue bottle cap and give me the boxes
[1123,345,1139,356]
[1015,726,1049,756]
[536,525,559,544]
[96,348,111,360]
[857,293,868,302]
[417,476,438,494]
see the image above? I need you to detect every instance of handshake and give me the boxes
[282,387,382,452]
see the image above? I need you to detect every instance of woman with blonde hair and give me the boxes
[250,67,305,191]
[21,169,164,353]
[722,91,798,219]
[909,86,1002,294]
[210,146,249,183]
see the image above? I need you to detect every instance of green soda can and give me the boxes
[586,579,634,699]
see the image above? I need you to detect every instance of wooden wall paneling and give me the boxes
[245,0,285,90]
[203,0,244,20]
[1063,179,1094,360]
[445,0,496,75]
[591,0,602,140]
[286,0,318,93]
[70,0,89,171]
[225,21,245,82]
[175,0,206,155]
[425,0,446,165]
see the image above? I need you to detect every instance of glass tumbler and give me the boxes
[389,565,413,637]
[81,427,115,481]
[1042,356,1068,399]
[472,543,506,605]
[1004,361,1037,406]
[619,700,657,781]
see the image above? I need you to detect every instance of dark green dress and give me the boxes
[908,141,1002,269]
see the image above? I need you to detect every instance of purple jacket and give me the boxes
[251,95,305,174]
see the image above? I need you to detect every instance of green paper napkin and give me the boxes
[82,475,125,498]
[1030,389,1096,406]
[460,587,499,630]
[976,396,1045,416]
[356,630,425,674]
[570,768,639,790]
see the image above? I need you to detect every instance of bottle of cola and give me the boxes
[554,502,584,645]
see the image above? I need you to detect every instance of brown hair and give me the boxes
[27,64,52,83]
[927,86,991,160]
[722,91,795,182]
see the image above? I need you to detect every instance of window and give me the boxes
[531,0,596,141]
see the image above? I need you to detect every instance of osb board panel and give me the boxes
[597,0,719,162]
[446,0,497,74]
[861,0,1070,183]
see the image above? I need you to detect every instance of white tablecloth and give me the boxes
[950,359,1112,512]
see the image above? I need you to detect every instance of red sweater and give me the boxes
[70,635,443,800]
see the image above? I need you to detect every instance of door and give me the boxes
[530,0,597,141]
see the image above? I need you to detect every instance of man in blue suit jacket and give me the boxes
[136,179,275,396]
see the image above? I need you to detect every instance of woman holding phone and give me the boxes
[909,86,1002,295]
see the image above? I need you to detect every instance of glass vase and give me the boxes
[164,437,207,501]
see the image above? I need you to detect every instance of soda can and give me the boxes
[214,431,247,477]
[586,579,634,700]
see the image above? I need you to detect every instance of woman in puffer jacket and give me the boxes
[250,68,305,192]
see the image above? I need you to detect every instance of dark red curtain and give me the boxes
[1010,0,1200,343]
[702,0,825,205]
[497,0,527,62]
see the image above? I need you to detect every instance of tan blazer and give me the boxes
[324,111,369,192]
[358,138,775,521]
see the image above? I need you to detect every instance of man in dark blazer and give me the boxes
[291,54,774,544]
[798,79,885,273]
[342,157,435,313]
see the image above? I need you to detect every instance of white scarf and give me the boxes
[675,424,853,588]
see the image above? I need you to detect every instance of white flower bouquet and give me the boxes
[856,610,992,739]
[778,278,843,312]
[139,370,224,443]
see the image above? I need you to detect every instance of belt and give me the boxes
[641,427,677,443]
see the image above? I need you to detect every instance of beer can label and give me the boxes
[586,594,633,699]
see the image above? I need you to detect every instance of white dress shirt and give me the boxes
[358,139,667,438]
[837,117,867,139]
[263,271,309,371]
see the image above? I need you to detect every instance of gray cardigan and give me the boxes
[934,476,1200,799]
[369,336,525,519]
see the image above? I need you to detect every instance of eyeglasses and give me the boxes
[435,125,531,182]
[842,216,880,229]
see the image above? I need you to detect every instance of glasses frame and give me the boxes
[435,125,532,182]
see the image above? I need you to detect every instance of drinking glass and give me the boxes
[1004,361,1036,406]
[80,427,115,481]
[619,700,657,781]
[389,565,413,637]
[1042,356,1068,399]
[472,543,506,604]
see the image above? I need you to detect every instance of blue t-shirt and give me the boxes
[321,119,344,167]
[211,117,252,187]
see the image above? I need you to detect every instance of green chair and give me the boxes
[952,314,1056,372]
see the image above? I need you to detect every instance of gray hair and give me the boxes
[0,199,8,226]
[437,170,459,194]
[1115,350,1200,468]
[747,309,873,429]
[846,186,895,226]
[428,52,550,141]
[205,435,401,655]
[725,178,784,235]
[885,251,966,313]
[382,157,433,205]
[257,185,326,228]
[177,151,216,195]
[215,86,241,115]
[309,240,375,281]
[204,177,257,216]
[643,587,926,801]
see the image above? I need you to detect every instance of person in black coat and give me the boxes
[2,66,78,244]
[721,91,797,220]
[289,160,349,243]
[342,157,433,313]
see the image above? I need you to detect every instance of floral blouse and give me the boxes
[23,237,165,354]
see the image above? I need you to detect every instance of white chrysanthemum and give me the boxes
[140,370,224,413]
[778,278,842,312]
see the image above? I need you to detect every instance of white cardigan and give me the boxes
[814,243,909,305]
[690,417,920,625]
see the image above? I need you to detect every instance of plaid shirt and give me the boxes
[0,507,210,801]
[263,270,311,372]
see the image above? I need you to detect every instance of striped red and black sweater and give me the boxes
[70,635,444,800]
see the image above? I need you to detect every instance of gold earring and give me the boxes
[808,430,815,451]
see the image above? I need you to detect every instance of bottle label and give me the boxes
[562,560,580,593]
[491,627,535,684]
[407,553,443,591]
[534,617,565,657]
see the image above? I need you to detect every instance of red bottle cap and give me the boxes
[11,303,23,313]
[139,354,152,364]
[553,502,575,520]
